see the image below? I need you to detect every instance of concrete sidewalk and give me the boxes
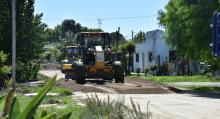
[170,82,220,87]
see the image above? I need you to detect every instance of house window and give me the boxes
[136,53,139,62]
[148,52,153,62]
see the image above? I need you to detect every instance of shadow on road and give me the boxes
[177,91,220,99]
[189,92,220,99]
[85,79,111,85]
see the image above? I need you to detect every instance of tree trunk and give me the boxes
[128,53,132,75]
[122,55,128,75]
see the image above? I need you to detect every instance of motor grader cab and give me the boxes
[61,46,80,73]
[61,32,124,84]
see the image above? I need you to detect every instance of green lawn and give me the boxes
[132,75,220,83]
[130,74,220,92]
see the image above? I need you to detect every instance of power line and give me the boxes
[42,15,157,21]
[101,15,157,20]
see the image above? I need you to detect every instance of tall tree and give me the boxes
[133,31,145,43]
[125,41,135,75]
[158,0,220,59]
[110,31,126,46]
[45,25,62,43]
[61,19,82,37]
[0,0,47,62]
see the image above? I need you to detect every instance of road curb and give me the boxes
[166,84,220,95]
[166,84,189,93]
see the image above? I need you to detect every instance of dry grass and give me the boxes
[77,94,151,119]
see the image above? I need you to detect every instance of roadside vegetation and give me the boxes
[78,94,150,119]
[137,75,220,83]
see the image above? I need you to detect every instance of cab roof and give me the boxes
[75,32,110,37]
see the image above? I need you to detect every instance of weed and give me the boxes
[77,94,151,119]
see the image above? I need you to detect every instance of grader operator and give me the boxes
[61,32,124,84]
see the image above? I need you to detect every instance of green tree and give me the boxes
[158,0,220,59]
[133,31,145,43]
[119,44,128,75]
[0,0,48,82]
[45,25,62,43]
[61,19,82,37]
[110,31,126,45]
[0,0,47,62]
[125,41,135,75]
[0,51,11,88]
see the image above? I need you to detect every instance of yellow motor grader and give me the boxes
[61,32,124,84]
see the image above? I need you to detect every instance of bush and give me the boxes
[16,61,40,82]
[0,51,11,89]
[145,68,150,76]
[158,63,169,76]
[41,48,61,62]
[136,68,141,76]
[150,64,158,76]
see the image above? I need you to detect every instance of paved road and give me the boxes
[40,70,220,119]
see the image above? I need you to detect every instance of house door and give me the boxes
[142,52,145,72]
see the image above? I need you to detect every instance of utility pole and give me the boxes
[12,0,16,91]
[116,27,120,50]
[132,30,134,40]
[98,19,102,30]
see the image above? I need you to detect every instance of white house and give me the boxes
[133,30,169,72]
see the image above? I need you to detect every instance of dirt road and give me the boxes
[40,70,220,119]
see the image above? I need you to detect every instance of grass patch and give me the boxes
[16,84,72,96]
[132,75,220,83]
[176,86,220,92]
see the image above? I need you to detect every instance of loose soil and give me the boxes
[55,77,171,94]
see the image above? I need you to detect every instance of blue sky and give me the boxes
[35,0,169,39]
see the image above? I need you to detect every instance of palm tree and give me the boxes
[125,41,135,75]
[119,44,128,75]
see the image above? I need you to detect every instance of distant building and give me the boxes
[133,30,169,72]
[43,43,61,50]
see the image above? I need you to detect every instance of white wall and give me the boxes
[133,30,169,72]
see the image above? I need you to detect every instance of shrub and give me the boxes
[0,51,11,89]
[150,64,158,76]
[144,68,150,76]
[16,61,40,82]
[136,68,141,76]
[42,48,61,62]
[158,63,169,76]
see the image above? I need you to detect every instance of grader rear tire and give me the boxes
[72,61,86,84]
[113,61,124,83]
